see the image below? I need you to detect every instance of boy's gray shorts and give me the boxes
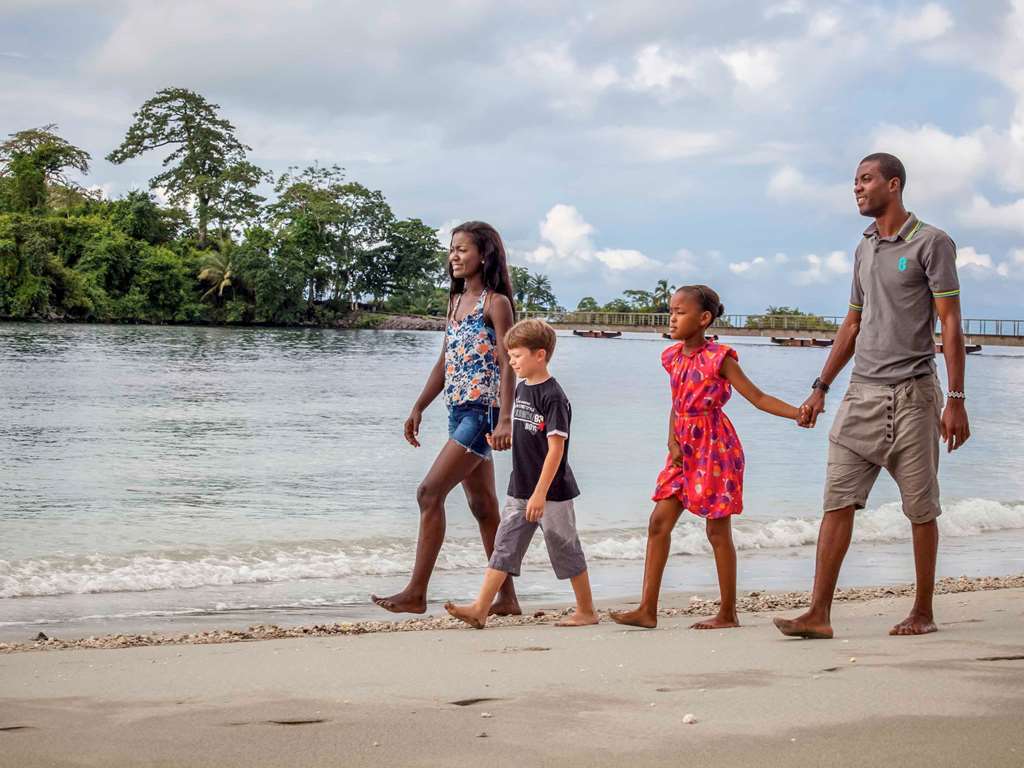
[488,497,587,580]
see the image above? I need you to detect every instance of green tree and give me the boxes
[576,296,599,311]
[509,265,530,308]
[198,246,242,302]
[622,289,654,311]
[526,272,557,310]
[652,279,674,312]
[0,125,91,189]
[107,87,259,245]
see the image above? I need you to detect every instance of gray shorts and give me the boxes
[824,374,942,524]
[488,497,587,580]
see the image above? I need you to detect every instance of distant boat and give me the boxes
[771,337,834,348]
[936,343,982,354]
[661,334,719,341]
[573,330,622,339]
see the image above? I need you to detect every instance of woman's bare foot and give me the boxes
[690,613,740,630]
[889,612,937,636]
[555,610,599,627]
[772,613,833,639]
[371,590,427,614]
[609,608,658,628]
[488,595,522,617]
[445,601,487,629]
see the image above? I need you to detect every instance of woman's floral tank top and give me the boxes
[444,291,500,408]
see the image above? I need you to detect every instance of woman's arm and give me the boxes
[486,294,516,451]
[720,356,801,421]
[526,435,566,521]
[404,319,448,448]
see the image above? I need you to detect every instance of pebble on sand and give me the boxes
[682,714,698,725]
[480,712,493,719]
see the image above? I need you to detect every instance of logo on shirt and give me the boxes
[513,400,545,434]
[898,256,908,272]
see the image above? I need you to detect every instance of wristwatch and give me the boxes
[811,377,830,394]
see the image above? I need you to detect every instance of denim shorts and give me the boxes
[448,402,499,460]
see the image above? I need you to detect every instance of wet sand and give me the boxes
[1,578,1022,767]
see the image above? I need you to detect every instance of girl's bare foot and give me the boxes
[488,596,522,616]
[690,613,740,630]
[889,612,937,636]
[445,601,486,629]
[555,610,599,627]
[609,608,658,628]
[371,590,427,614]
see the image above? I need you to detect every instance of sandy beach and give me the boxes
[2,579,1022,767]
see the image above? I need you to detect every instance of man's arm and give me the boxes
[935,295,970,452]
[800,308,862,427]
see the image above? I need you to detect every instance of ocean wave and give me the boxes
[2,498,1022,599]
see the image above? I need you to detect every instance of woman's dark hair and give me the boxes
[678,284,725,327]
[448,221,516,320]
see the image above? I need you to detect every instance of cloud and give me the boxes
[869,123,986,202]
[959,195,1024,234]
[793,251,852,285]
[720,47,780,89]
[728,256,768,276]
[894,3,954,43]
[767,166,850,212]
[519,204,657,274]
[996,249,1024,278]
[956,246,993,270]
[630,44,695,91]
[603,126,726,162]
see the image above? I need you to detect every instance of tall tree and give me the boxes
[509,265,530,308]
[652,279,674,312]
[106,88,261,245]
[0,125,91,187]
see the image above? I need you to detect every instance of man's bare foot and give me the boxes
[488,596,522,617]
[690,613,740,630]
[773,614,833,639]
[609,608,658,628]
[445,601,486,629]
[889,612,937,636]
[555,610,599,627]
[371,590,427,614]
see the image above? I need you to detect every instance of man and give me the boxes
[775,153,970,639]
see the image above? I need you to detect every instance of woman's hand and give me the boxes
[404,408,423,447]
[668,439,684,467]
[488,416,512,451]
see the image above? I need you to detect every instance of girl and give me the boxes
[610,285,804,630]
[373,221,520,616]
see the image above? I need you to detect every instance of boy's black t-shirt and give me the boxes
[508,377,580,501]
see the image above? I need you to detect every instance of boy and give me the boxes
[445,319,598,629]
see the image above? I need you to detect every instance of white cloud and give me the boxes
[959,195,1024,234]
[808,11,840,38]
[604,126,725,162]
[435,219,461,249]
[630,45,694,91]
[520,204,656,274]
[794,251,852,285]
[767,165,850,212]
[895,3,954,43]
[996,249,1024,278]
[720,47,780,89]
[764,1,803,19]
[729,256,767,276]
[869,123,986,202]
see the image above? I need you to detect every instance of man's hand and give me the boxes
[487,417,512,452]
[526,492,546,522]
[404,408,423,447]
[799,389,826,428]
[668,439,684,467]
[940,399,970,452]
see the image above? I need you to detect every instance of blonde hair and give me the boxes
[505,318,557,360]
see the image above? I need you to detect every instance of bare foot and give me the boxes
[773,613,833,639]
[371,590,427,614]
[445,601,486,629]
[488,596,522,617]
[555,610,599,627]
[609,608,657,628]
[690,613,740,630]
[889,612,937,636]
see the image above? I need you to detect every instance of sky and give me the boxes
[2,0,1023,316]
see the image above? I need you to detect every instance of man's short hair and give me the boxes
[860,152,907,192]
[505,318,557,360]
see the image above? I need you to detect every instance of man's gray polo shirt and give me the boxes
[849,212,960,384]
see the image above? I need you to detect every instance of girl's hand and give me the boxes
[526,492,546,522]
[668,439,684,467]
[488,417,512,451]
[404,409,423,447]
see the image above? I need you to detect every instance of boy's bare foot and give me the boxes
[772,613,833,639]
[889,612,937,636]
[371,590,427,614]
[555,610,599,627]
[609,608,658,628]
[445,601,486,629]
[690,614,740,630]
[488,596,522,617]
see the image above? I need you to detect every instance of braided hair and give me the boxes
[677,284,725,329]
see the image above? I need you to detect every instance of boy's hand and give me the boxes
[668,439,684,467]
[526,492,546,522]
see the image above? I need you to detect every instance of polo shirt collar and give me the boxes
[863,212,920,242]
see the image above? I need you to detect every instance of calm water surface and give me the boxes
[2,323,1022,639]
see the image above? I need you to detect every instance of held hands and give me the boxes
[485,417,513,452]
[526,491,546,522]
[941,399,970,452]
[404,408,423,447]
[798,389,826,428]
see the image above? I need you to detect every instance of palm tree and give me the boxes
[509,265,530,309]
[527,272,557,309]
[653,279,674,312]
[198,248,241,302]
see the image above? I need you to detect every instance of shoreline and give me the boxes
[3,573,1020,655]
[0,312,445,332]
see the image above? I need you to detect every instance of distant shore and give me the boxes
[0,312,445,332]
